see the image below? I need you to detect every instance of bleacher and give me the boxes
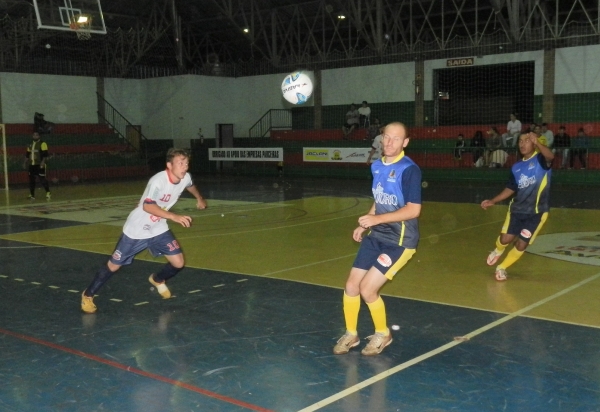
[241,124,600,184]
[2,123,149,185]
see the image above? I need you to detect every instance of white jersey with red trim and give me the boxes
[123,170,192,239]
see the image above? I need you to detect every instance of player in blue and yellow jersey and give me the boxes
[24,132,51,200]
[333,122,422,356]
[481,131,554,281]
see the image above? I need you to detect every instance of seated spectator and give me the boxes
[366,117,381,141]
[553,126,571,169]
[454,133,465,160]
[570,128,589,169]
[342,104,359,139]
[358,101,371,128]
[502,113,521,148]
[533,124,547,146]
[541,123,554,149]
[34,112,54,134]
[471,130,486,167]
[485,126,502,165]
[367,125,384,164]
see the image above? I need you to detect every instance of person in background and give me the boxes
[342,104,360,139]
[502,113,521,148]
[24,132,51,200]
[486,127,502,166]
[553,126,571,169]
[34,112,54,134]
[541,123,554,149]
[471,130,486,167]
[367,124,384,164]
[570,127,589,169]
[358,101,371,129]
[454,133,466,160]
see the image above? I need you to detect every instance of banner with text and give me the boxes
[209,148,283,162]
[303,147,375,163]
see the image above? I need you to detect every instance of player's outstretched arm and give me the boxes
[481,188,515,210]
[187,185,207,209]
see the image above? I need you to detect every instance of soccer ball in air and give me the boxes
[281,71,313,105]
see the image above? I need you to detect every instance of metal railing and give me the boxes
[96,92,148,158]
[249,109,292,138]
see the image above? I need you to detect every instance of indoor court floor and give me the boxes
[0,175,599,412]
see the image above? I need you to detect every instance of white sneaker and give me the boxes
[487,249,503,266]
[495,268,507,281]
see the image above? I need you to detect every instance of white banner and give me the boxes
[303,147,374,163]
[209,148,283,162]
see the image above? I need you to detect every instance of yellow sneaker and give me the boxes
[81,291,97,314]
[149,274,171,299]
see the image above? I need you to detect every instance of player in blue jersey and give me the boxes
[481,131,554,281]
[333,122,422,356]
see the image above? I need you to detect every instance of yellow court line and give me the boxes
[298,271,600,412]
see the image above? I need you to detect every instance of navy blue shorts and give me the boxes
[502,212,548,244]
[352,236,416,280]
[109,231,182,266]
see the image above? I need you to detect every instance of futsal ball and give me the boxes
[281,71,313,105]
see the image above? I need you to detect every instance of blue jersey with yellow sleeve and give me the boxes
[369,152,421,248]
[506,152,551,214]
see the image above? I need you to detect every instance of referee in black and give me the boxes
[24,132,51,200]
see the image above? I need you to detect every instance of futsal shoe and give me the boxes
[81,291,97,314]
[46,192,51,200]
[495,268,508,281]
[333,332,360,355]
[28,196,35,201]
[148,274,171,299]
[487,249,503,266]
[361,331,393,356]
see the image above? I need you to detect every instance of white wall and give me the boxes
[104,78,143,125]
[555,45,600,94]
[4,45,600,137]
[0,72,97,123]
[322,62,415,104]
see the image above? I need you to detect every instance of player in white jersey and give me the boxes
[81,148,207,313]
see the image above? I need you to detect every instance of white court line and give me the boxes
[298,271,600,412]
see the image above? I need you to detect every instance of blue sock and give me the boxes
[85,266,115,296]
[154,263,182,283]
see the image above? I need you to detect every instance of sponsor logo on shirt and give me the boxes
[517,174,536,189]
[387,169,396,182]
[372,182,398,206]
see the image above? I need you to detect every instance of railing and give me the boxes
[96,92,148,158]
[249,109,292,138]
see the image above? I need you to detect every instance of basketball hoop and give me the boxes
[70,13,92,40]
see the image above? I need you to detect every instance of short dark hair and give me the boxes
[362,100,368,104]
[166,148,190,163]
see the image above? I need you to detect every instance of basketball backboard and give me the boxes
[33,0,107,35]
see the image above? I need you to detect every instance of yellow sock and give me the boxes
[366,296,389,335]
[343,292,361,335]
[495,236,508,253]
[498,247,524,270]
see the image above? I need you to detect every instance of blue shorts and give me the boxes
[502,212,548,244]
[109,231,182,266]
[352,236,416,280]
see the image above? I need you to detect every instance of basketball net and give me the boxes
[70,14,92,40]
